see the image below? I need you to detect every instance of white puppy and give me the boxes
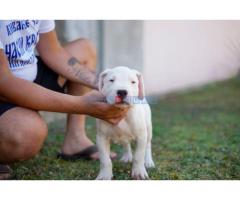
[96,66,155,180]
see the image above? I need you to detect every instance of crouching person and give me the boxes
[0,20,129,179]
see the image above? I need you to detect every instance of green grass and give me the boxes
[12,77,240,180]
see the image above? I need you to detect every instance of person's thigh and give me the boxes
[0,107,48,164]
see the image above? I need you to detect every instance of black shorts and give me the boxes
[0,57,66,116]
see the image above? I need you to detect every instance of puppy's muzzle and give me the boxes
[117,90,128,99]
[115,90,128,104]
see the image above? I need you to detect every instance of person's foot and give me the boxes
[61,132,117,160]
[0,164,11,180]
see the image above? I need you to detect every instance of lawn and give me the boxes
[11,77,240,180]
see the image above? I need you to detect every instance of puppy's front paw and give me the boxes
[131,165,149,180]
[96,169,113,180]
[120,153,133,163]
[145,158,155,169]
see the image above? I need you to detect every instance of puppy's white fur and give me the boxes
[96,66,155,180]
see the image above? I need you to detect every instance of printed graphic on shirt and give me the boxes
[2,20,40,69]
[6,20,31,36]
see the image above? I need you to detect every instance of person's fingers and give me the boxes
[106,118,116,125]
[108,118,122,125]
[113,107,129,118]
[112,106,130,114]
[113,104,130,110]
[104,112,127,125]
[98,101,130,111]
[112,108,127,117]
[118,107,129,115]
[110,110,128,123]
[95,102,130,124]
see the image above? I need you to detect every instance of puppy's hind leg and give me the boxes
[145,142,155,168]
[120,141,133,163]
[144,121,155,168]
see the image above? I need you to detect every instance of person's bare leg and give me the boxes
[0,107,48,178]
[60,39,99,159]
[60,38,116,159]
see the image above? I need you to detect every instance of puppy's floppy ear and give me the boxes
[98,69,111,91]
[132,69,145,100]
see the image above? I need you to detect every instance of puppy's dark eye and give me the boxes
[131,81,136,84]
[109,79,114,82]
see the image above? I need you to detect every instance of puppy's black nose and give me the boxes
[117,90,128,98]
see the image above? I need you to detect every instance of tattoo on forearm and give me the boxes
[68,57,79,66]
[67,57,97,88]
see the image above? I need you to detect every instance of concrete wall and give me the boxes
[102,21,143,71]
[143,21,240,95]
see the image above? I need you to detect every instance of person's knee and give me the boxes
[0,113,48,163]
[75,38,97,70]
[79,38,96,58]
[14,117,48,162]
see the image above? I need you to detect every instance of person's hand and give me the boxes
[81,90,130,125]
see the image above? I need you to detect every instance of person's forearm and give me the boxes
[0,74,85,114]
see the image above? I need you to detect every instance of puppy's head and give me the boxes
[98,66,145,105]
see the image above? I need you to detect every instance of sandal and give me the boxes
[57,145,117,161]
[0,164,11,180]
